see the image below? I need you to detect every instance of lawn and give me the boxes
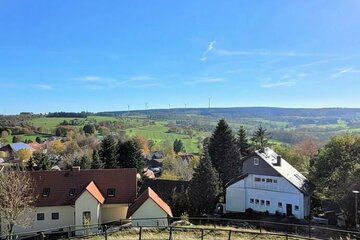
[3,133,51,144]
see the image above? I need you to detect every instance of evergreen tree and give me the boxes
[12,136,21,143]
[251,125,271,149]
[35,136,42,143]
[32,152,51,170]
[173,139,184,154]
[116,140,145,171]
[236,126,251,157]
[208,119,241,190]
[91,150,103,169]
[26,157,35,171]
[188,151,220,215]
[99,135,117,169]
[80,155,91,169]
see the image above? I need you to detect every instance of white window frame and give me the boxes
[254,158,259,165]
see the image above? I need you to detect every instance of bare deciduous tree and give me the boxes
[0,169,37,236]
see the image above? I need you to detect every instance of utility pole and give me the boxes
[208,98,211,108]
[127,105,130,116]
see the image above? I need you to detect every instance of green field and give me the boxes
[126,121,207,153]
[31,116,118,130]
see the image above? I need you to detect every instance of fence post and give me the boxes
[228,230,232,240]
[259,222,262,233]
[67,226,71,238]
[201,229,204,240]
[104,225,107,240]
[168,226,173,240]
[308,221,311,238]
[139,226,142,240]
[285,234,288,240]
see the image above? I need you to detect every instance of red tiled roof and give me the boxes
[77,181,105,204]
[127,187,173,218]
[30,169,137,207]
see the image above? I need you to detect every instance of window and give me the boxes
[52,212,59,220]
[254,158,259,165]
[294,205,299,211]
[266,179,272,183]
[83,211,91,226]
[261,178,265,182]
[266,201,270,206]
[250,198,254,203]
[273,179,277,183]
[42,188,50,197]
[69,188,76,196]
[37,213,45,221]
[261,200,265,205]
[255,199,259,204]
[278,202,282,208]
[107,188,115,197]
[254,177,261,182]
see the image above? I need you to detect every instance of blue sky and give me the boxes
[1,1,360,114]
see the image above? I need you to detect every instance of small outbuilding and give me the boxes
[127,187,173,227]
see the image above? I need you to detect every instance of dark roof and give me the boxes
[225,174,249,188]
[139,179,189,204]
[241,148,315,195]
[29,169,137,207]
[146,151,164,161]
[127,187,172,218]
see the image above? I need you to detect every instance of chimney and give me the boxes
[274,155,282,166]
[72,166,81,171]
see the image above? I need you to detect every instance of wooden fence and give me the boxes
[1,217,359,240]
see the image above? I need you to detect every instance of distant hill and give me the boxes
[98,107,360,119]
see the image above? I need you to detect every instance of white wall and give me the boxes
[226,174,306,219]
[75,190,101,235]
[101,204,128,223]
[6,206,75,235]
[131,199,168,227]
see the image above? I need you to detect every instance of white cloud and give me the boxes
[75,75,157,90]
[184,77,226,85]
[330,67,360,78]
[260,79,296,88]
[128,75,154,81]
[74,76,109,82]
[84,85,104,90]
[32,84,53,90]
[216,49,315,57]
[203,40,216,55]
[201,40,216,61]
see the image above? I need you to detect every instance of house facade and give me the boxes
[1,168,137,235]
[127,187,173,227]
[226,148,314,219]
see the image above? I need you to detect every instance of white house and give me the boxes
[225,147,314,219]
[127,187,173,227]
[1,168,138,235]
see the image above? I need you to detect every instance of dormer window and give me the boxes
[107,188,115,197]
[42,188,50,197]
[69,188,76,196]
[254,158,259,165]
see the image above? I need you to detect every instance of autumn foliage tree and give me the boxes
[48,139,65,156]
[16,148,33,164]
[0,170,37,236]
